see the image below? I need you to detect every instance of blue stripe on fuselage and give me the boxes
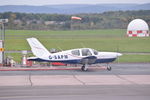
[28,58,116,64]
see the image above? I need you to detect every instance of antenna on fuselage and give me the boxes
[57,46,63,51]
[80,43,86,48]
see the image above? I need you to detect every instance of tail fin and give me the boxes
[27,38,51,58]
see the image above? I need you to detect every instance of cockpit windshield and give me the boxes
[92,49,98,55]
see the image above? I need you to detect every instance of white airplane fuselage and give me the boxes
[31,48,122,64]
[27,38,122,71]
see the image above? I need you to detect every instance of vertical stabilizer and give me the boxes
[27,38,50,58]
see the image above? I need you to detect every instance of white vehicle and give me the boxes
[27,38,122,71]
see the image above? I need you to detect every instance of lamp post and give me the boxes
[0,19,8,66]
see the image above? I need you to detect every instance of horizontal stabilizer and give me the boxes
[27,57,48,62]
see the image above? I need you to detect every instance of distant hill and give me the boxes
[0,4,150,14]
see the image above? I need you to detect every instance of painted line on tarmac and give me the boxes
[0,68,80,71]
[0,67,107,71]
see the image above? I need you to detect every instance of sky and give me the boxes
[0,0,149,5]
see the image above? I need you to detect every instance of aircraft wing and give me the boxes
[81,56,97,64]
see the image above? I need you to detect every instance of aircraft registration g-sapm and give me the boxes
[27,38,122,71]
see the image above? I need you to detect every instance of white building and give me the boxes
[127,19,149,37]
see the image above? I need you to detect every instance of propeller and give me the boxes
[116,44,120,64]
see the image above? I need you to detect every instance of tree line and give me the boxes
[0,10,150,30]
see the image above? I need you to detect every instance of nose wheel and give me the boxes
[81,65,88,71]
[107,66,111,71]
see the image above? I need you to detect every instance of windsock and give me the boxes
[71,16,82,20]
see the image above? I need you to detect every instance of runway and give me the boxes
[0,63,150,100]
[0,85,150,100]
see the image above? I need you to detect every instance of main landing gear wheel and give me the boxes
[81,65,88,71]
[107,66,111,71]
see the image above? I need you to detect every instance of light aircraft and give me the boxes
[27,38,122,71]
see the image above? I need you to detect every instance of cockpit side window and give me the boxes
[92,49,98,55]
[82,49,92,56]
[71,50,80,56]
